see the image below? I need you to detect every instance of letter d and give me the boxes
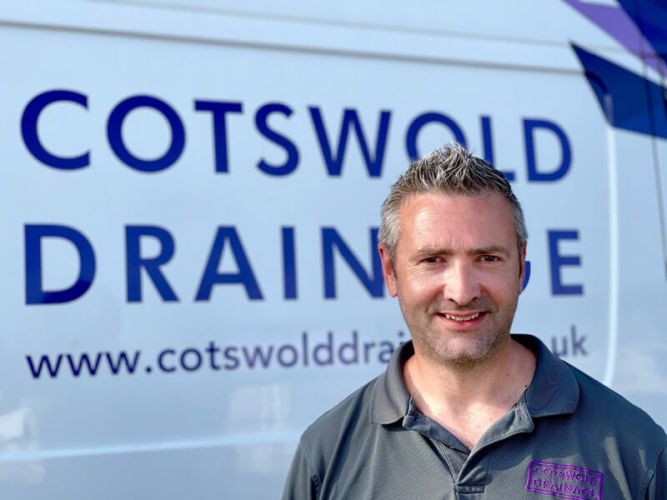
[25,225,96,304]
[524,118,571,182]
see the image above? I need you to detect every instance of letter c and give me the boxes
[158,349,177,373]
[21,90,90,169]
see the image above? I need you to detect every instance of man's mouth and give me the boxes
[439,312,483,322]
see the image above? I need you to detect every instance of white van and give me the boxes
[1,1,666,498]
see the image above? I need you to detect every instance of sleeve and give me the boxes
[281,439,320,500]
[646,440,667,500]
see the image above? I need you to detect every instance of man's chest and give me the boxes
[317,425,635,500]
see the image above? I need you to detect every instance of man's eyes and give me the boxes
[418,255,503,264]
[422,256,443,264]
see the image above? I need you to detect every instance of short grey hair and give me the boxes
[379,143,527,260]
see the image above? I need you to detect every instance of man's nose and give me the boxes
[443,261,481,306]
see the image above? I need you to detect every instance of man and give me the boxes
[282,144,666,499]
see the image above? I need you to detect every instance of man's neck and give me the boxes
[402,337,536,450]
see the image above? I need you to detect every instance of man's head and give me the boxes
[378,144,528,367]
[379,143,527,264]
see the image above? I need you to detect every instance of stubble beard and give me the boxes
[401,297,519,371]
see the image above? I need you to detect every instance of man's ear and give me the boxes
[378,244,398,297]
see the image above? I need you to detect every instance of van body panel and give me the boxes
[0,1,665,498]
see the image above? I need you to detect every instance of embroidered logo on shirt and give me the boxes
[524,460,603,500]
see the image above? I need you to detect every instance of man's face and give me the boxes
[380,192,526,367]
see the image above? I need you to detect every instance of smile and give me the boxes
[440,312,482,322]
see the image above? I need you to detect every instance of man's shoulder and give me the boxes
[520,332,666,459]
[519,333,665,441]
[566,361,667,443]
[301,375,380,451]
[282,375,389,500]
[300,342,412,454]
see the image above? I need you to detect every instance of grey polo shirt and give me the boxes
[282,334,667,499]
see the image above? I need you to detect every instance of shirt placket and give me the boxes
[404,399,535,499]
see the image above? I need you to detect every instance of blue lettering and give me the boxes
[223,346,240,370]
[522,260,531,291]
[21,90,90,170]
[524,118,572,181]
[158,349,177,373]
[107,95,185,172]
[277,344,299,367]
[548,230,584,295]
[25,224,95,304]
[205,341,222,371]
[194,100,243,173]
[180,348,202,371]
[378,341,394,363]
[282,226,298,299]
[196,227,264,300]
[313,332,334,365]
[480,115,495,164]
[105,351,141,375]
[406,112,466,160]
[256,103,299,176]
[338,331,359,365]
[67,352,103,377]
[301,332,310,366]
[322,227,383,299]
[309,107,390,177]
[480,115,515,181]
[125,225,179,302]
[242,345,274,368]
[25,354,62,379]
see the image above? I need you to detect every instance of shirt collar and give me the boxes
[369,334,580,425]
[369,341,413,424]
[514,334,580,417]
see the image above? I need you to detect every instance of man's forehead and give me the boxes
[398,191,512,218]
[394,191,519,250]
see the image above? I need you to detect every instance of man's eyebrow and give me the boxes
[413,245,511,257]
[471,245,511,257]
[413,247,452,257]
